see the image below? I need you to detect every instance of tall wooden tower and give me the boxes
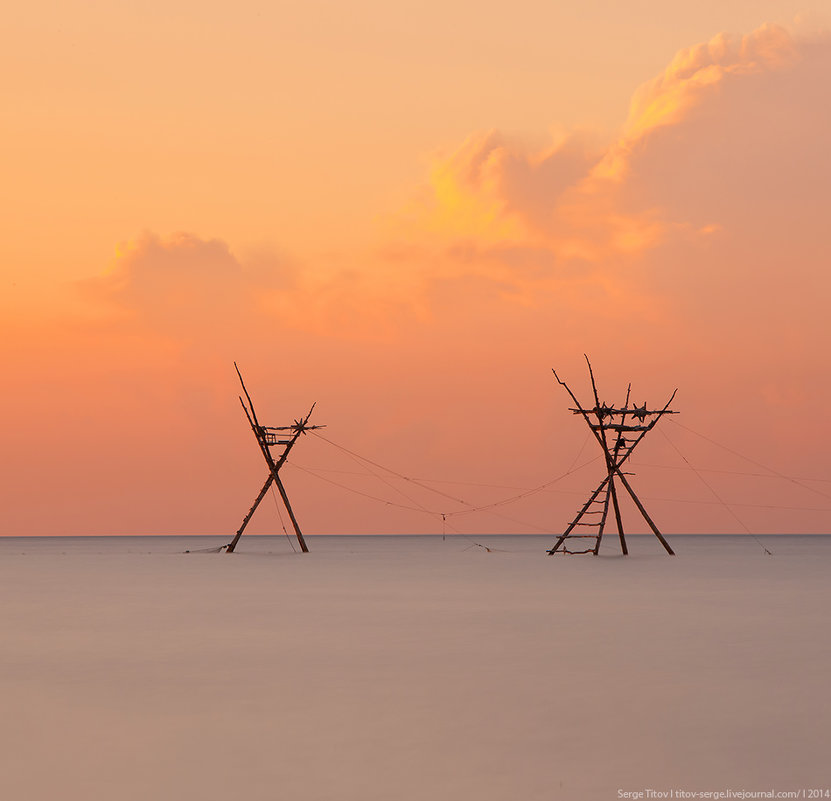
[226,363,323,554]
[548,357,677,556]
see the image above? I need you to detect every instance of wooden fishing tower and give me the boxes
[548,357,677,556]
[226,363,323,554]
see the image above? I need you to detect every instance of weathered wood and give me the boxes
[273,473,309,553]
[591,423,649,432]
[570,407,677,417]
[586,356,628,554]
[228,366,320,555]
[547,475,611,554]
[235,362,263,428]
[608,477,628,555]
[550,360,676,556]
[614,470,675,555]
[609,384,632,555]
[227,473,275,553]
[238,398,311,554]
[593,478,612,554]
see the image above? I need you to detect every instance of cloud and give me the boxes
[87,24,831,357]
[379,24,831,327]
[601,23,800,179]
[87,232,245,328]
[80,231,304,349]
[9,21,831,536]
[82,24,831,359]
[615,26,831,331]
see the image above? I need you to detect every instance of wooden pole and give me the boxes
[238,397,311,554]
[227,473,275,553]
[608,382,632,556]
[235,362,262,428]
[585,358,628,555]
[593,479,613,555]
[607,478,627,555]
[547,474,611,554]
[273,473,309,553]
[614,470,675,555]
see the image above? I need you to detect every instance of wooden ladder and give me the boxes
[553,479,613,555]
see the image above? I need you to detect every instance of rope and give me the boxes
[565,430,592,473]
[270,484,297,553]
[300,432,605,545]
[292,458,831,513]
[340,452,493,545]
[283,423,825,544]
[288,455,598,532]
[442,458,599,518]
[635,494,831,513]
[282,464,563,494]
[440,513,506,552]
[310,430,601,518]
[287,462,522,547]
[287,463,609,497]
[311,431,473,507]
[659,427,771,555]
[322,433,438,516]
[632,461,831,485]
[287,462,437,514]
[668,419,831,501]
[184,544,227,553]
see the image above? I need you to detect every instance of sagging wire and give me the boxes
[658,427,772,555]
[668,419,831,501]
[270,483,297,553]
[318,431,438,517]
[631,462,831,485]
[289,461,518,549]
[287,424,827,546]
[310,430,601,519]
[296,432,607,547]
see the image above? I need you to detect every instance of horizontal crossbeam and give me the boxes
[590,423,649,432]
[263,424,326,432]
[569,407,677,418]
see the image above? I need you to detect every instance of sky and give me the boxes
[2,0,831,538]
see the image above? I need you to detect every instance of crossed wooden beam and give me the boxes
[548,357,677,556]
[225,363,323,554]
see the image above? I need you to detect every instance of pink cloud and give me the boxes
[85,232,251,332]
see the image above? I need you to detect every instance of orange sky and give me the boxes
[2,2,830,537]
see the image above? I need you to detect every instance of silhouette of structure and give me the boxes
[548,357,677,556]
[226,363,323,554]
